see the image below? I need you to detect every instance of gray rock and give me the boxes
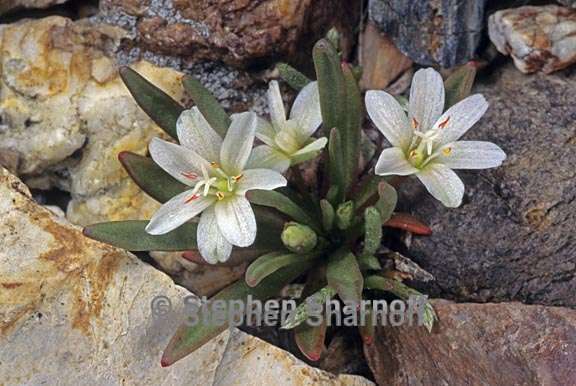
[0,167,373,386]
[368,0,487,68]
[0,0,67,15]
[488,5,576,74]
[404,63,576,307]
[364,300,576,386]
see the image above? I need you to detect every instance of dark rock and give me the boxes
[558,0,576,8]
[98,0,360,68]
[0,0,67,16]
[404,63,576,307]
[364,300,576,386]
[368,0,487,68]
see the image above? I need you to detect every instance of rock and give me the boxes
[488,5,576,74]
[0,167,373,385]
[404,63,576,307]
[0,0,67,15]
[359,22,412,91]
[98,0,359,68]
[558,0,576,8]
[150,251,246,297]
[368,0,487,68]
[364,300,576,386]
[0,16,185,225]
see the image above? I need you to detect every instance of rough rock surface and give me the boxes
[359,22,412,91]
[404,63,576,307]
[558,0,576,8]
[364,300,576,386]
[0,16,185,224]
[368,0,486,68]
[0,167,372,385]
[0,0,67,15]
[98,0,359,68]
[489,5,576,74]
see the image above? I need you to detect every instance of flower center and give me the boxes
[407,116,451,168]
[186,163,243,202]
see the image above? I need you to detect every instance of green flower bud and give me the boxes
[281,222,318,254]
[336,201,355,230]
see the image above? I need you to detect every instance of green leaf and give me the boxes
[83,208,284,252]
[313,39,346,135]
[375,181,398,223]
[276,63,311,91]
[247,190,321,233]
[328,128,345,202]
[182,75,230,137]
[326,249,363,304]
[444,63,477,109]
[335,200,355,230]
[319,199,335,231]
[362,207,382,256]
[119,67,184,139]
[295,318,327,362]
[281,286,336,329]
[354,175,387,210]
[340,63,363,189]
[245,251,317,287]
[119,151,188,203]
[83,220,197,251]
[364,275,437,333]
[162,259,313,366]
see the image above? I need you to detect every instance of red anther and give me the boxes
[438,116,451,129]
[181,171,198,180]
[184,194,200,203]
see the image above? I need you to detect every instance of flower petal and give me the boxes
[236,168,287,194]
[434,94,489,146]
[215,196,257,247]
[245,145,291,173]
[149,137,211,186]
[254,116,277,147]
[274,121,302,154]
[292,137,328,157]
[145,189,215,235]
[267,80,286,128]
[365,90,412,150]
[375,147,419,176]
[435,141,506,169]
[409,68,445,131]
[289,81,322,141]
[197,207,233,263]
[176,107,222,162]
[416,164,464,208]
[220,111,257,175]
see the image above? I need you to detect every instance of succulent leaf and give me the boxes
[362,207,383,256]
[326,249,363,304]
[245,251,317,287]
[375,181,398,223]
[182,75,231,137]
[444,62,477,109]
[319,199,335,231]
[384,213,432,235]
[276,63,312,91]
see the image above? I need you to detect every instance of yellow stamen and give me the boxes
[232,174,243,182]
[210,162,220,168]
[216,191,225,200]
[442,147,452,156]
[409,149,418,158]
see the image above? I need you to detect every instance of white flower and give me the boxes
[366,68,506,208]
[246,80,327,173]
[145,108,287,263]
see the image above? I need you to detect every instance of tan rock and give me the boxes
[488,5,576,73]
[360,22,412,91]
[0,0,67,15]
[0,167,372,385]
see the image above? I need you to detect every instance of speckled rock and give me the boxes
[0,167,373,385]
[0,16,186,225]
[403,63,576,307]
[0,0,67,15]
[98,0,359,68]
[365,300,576,386]
[368,0,487,68]
[488,5,576,74]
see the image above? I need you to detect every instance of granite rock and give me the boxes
[404,63,576,307]
[364,300,576,386]
[368,0,487,68]
[0,167,373,385]
[488,5,576,74]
